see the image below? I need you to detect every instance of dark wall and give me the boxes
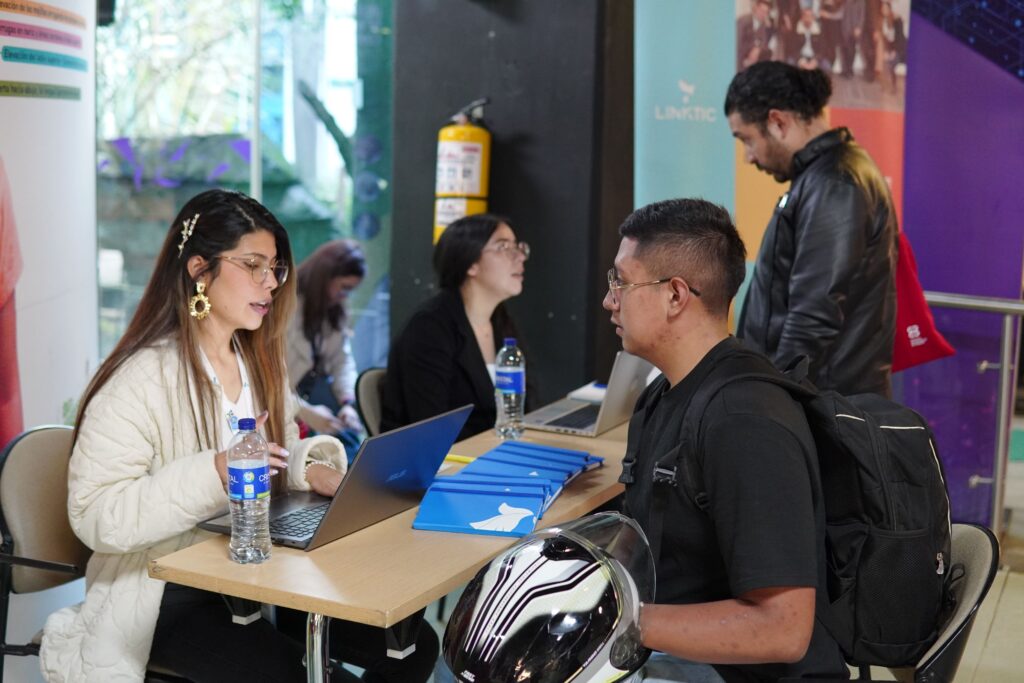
[391,0,633,405]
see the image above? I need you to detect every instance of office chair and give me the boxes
[355,367,387,436]
[0,425,189,682]
[793,523,1001,683]
[885,523,1001,683]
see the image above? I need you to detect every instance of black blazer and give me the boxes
[381,289,496,441]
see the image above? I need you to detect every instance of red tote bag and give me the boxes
[892,231,955,372]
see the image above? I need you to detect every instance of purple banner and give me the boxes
[898,16,1024,525]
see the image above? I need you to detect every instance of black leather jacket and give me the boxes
[738,128,898,396]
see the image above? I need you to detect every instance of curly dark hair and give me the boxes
[724,61,832,126]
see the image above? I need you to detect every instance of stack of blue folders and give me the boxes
[412,441,603,538]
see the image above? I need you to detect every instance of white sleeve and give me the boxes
[68,387,226,555]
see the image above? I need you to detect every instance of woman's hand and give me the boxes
[256,412,291,476]
[303,403,345,434]
[305,463,343,497]
[214,450,229,484]
[337,404,364,432]
[213,412,290,485]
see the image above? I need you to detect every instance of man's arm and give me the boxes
[640,586,815,664]
[775,176,871,375]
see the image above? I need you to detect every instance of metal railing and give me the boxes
[924,291,1024,537]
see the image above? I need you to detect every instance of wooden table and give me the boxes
[149,424,629,682]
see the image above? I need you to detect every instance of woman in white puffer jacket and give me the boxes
[39,190,348,682]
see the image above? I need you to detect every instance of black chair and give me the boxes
[0,425,190,682]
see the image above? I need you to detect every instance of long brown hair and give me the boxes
[296,238,366,343]
[74,189,297,453]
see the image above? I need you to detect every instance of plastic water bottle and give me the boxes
[227,418,271,563]
[495,337,526,439]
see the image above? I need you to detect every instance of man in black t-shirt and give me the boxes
[603,199,848,682]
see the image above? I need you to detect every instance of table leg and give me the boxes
[305,612,331,683]
[220,595,261,625]
[385,609,424,659]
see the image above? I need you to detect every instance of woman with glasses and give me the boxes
[286,239,367,458]
[41,190,428,682]
[382,213,529,442]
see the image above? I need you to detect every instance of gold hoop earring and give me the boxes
[189,281,211,320]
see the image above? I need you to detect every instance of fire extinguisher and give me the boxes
[434,98,491,243]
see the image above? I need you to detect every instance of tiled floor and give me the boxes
[963,421,1024,682]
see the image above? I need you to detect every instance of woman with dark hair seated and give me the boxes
[382,213,529,441]
[287,239,367,458]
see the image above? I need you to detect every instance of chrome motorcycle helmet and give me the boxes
[443,512,655,683]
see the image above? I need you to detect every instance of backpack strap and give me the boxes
[645,350,812,563]
[309,337,323,373]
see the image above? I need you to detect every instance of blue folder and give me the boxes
[481,450,584,482]
[442,472,557,515]
[460,455,573,483]
[494,441,604,470]
[413,481,546,537]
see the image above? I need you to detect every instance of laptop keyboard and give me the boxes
[547,403,601,430]
[269,502,330,539]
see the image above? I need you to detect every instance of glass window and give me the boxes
[97,0,393,371]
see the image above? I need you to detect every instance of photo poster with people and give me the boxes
[0,0,96,449]
[635,0,912,323]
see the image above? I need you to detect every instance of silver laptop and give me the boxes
[199,405,472,551]
[523,352,652,437]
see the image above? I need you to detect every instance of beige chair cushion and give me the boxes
[356,368,387,436]
[1,426,91,593]
[890,523,998,682]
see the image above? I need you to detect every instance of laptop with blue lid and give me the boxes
[198,404,473,551]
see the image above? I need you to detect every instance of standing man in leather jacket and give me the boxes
[725,61,898,396]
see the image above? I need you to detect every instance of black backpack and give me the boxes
[627,349,953,668]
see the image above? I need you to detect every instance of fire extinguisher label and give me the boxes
[435,198,469,227]
[436,141,483,195]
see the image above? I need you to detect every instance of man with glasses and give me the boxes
[604,198,847,682]
[726,61,897,397]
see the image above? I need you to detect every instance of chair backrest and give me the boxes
[890,522,1000,683]
[0,426,91,593]
[355,367,387,436]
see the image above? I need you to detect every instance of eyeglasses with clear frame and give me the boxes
[218,255,289,286]
[482,240,531,261]
[606,268,701,305]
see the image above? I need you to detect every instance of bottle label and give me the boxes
[228,464,271,500]
[495,368,525,394]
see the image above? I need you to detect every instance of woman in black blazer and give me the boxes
[382,213,529,441]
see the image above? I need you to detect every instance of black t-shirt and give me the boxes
[623,338,848,681]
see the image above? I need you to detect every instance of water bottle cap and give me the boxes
[237,418,257,431]
[503,337,517,347]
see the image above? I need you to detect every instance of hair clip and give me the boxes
[177,213,201,257]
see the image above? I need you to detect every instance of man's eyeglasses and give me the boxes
[218,255,289,286]
[606,268,701,305]
[482,240,530,261]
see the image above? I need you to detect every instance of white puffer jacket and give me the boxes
[39,341,347,682]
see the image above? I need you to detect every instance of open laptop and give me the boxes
[523,351,652,437]
[199,404,472,551]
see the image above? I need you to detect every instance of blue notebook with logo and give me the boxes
[441,472,559,514]
[413,481,546,537]
[412,441,600,537]
[492,442,604,471]
[459,454,572,483]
